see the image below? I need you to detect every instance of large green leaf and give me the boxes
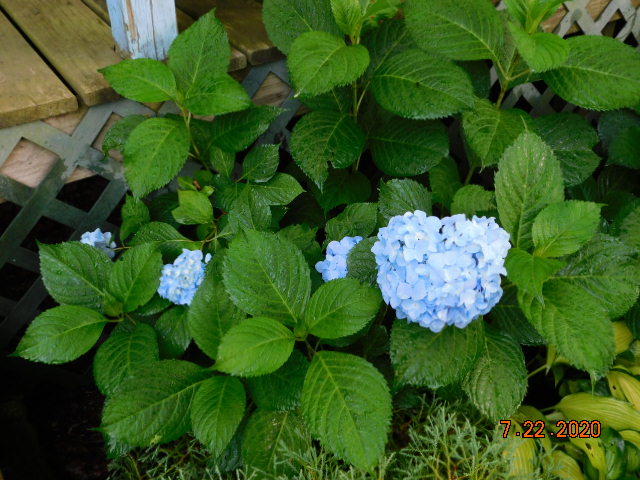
[404,0,504,60]
[378,178,432,223]
[242,144,279,183]
[172,189,214,225]
[108,244,162,313]
[209,106,283,153]
[182,74,251,116]
[251,173,304,206]
[543,36,640,111]
[100,59,177,102]
[508,23,568,72]
[450,185,495,217]
[216,317,295,377]
[369,116,449,176]
[289,31,370,96]
[489,284,545,346]
[93,323,159,396]
[495,132,564,250]
[102,360,209,446]
[227,186,273,233]
[609,125,640,169]
[371,49,475,119]
[429,156,462,209]
[290,110,366,189]
[301,351,391,470]
[15,306,108,364]
[463,328,527,421]
[347,237,378,286]
[130,222,201,258]
[620,205,640,250]
[191,376,245,456]
[505,248,565,298]
[311,170,371,213]
[223,230,310,325]
[325,203,378,243]
[119,194,151,242]
[390,319,485,388]
[39,242,114,311]
[331,0,364,36]
[124,118,190,197]
[363,19,415,76]
[276,225,322,265]
[155,307,191,358]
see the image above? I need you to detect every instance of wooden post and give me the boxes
[105,0,178,60]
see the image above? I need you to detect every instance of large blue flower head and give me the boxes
[158,249,212,306]
[315,236,363,282]
[80,228,116,258]
[372,211,510,332]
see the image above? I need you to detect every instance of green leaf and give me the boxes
[124,118,190,197]
[462,99,530,167]
[223,230,311,325]
[188,268,245,360]
[325,203,377,243]
[227,186,273,233]
[130,222,201,258]
[495,132,564,250]
[429,156,461,209]
[290,110,366,188]
[262,0,341,54]
[242,144,279,183]
[460,60,492,99]
[168,10,230,98]
[251,173,304,206]
[532,200,601,257]
[108,244,162,313]
[508,23,568,72]
[181,74,251,116]
[208,146,235,178]
[404,0,504,60]
[191,376,246,456]
[390,319,485,388]
[210,106,283,153]
[369,115,449,175]
[463,328,527,421]
[248,349,309,411]
[301,351,391,470]
[215,317,295,377]
[331,0,364,36]
[504,0,565,31]
[532,113,600,187]
[620,205,640,250]
[609,125,640,169]
[100,59,177,102]
[505,248,565,298]
[372,49,475,119]
[378,179,432,223]
[172,189,213,225]
[450,185,495,217]
[289,31,369,96]
[276,225,322,265]
[302,278,381,339]
[156,307,191,358]
[93,323,159,396]
[102,360,209,446]
[39,242,114,311]
[346,237,377,285]
[15,306,108,364]
[103,115,147,157]
[490,284,544,346]
[311,170,371,213]
[120,195,150,242]
[363,19,414,76]
[543,36,640,111]
[598,110,640,151]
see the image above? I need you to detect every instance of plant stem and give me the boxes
[464,166,476,185]
[496,85,508,108]
[527,364,548,379]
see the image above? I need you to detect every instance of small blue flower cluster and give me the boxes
[372,212,510,332]
[158,249,212,306]
[315,236,363,282]
[80,228,117,258]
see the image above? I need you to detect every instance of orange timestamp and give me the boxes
[500,419,602,439]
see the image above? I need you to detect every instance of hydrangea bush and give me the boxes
[13,1,640,478]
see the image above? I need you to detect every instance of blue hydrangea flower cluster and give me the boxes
[372,212,510,332]
[80,228,117,259]
[158,249,212,306]
[315,236,363,282]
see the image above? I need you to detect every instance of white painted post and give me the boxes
[106,0,178,60]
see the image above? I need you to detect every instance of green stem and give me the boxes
[464,166,476,185]
[527,364,548,379]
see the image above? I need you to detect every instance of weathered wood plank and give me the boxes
[177,0,281,65]
[0,13,78,128]
[0,0,122,106]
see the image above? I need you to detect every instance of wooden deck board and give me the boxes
[0,12,78,128]
[0,0,122,106]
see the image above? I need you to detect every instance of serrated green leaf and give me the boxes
[532,200,601,257]
[404,0,504,60]
[216,317,295,377]
[124,118,190,197]
[93,323,159,396]
[102,360,209,446]
[208,146,235,178]
[462,99,530,167]
[311,170,371,213]
[391,319,485,388]
[369,115,449,175]
[289,31,369,96]
[495,132,564,250]
[290,110,366,189]
[172,189,214,225]
[544,36,640,111]
[103,115,147,158]
[346,237,377,285]
[156,307,191,358]
[609,125,640,169]
[429,156,461,209]
[490,284,544,346]
[120,195,150,242]
[299,86,352,113]
[371,49,475,119]
[508,23,568,72]
[100,59,177,102]
[505,248,565,298]
[39,242,114,311]
[504,0,565,31]
[460,60,492,98]
[182,74,251,116]
[363,19,414,76]
[620,205,640,250]
[276,225,322,265]
[251,173,304,206]
[463,328,527,421]
[242,144,279,183]
[598,110,640,150]
[331,0,364,36]
[248,349,309,411]
[325,202,377,243]
[130,222,201,258]
[109,244,162,312]
[378,179,431,223]
[15,306,108,364]
[191,376,245,456]
[301,351,391,470]
[227,186,272,233]
[451,185,495,216]
[210,106,283,153]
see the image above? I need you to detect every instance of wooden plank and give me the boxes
[0,13,78,128]
[177,0,281,65]
[82,0,246,70]
[0,0,122,106]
